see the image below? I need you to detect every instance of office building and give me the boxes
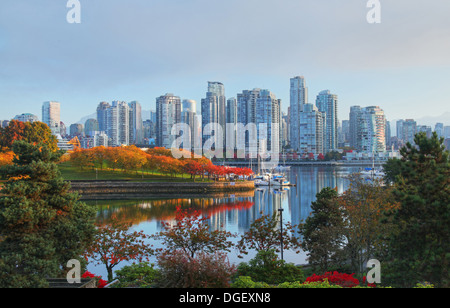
[290,76,308,151]
[156,93,182,148]
[42,101,61,135]
[316,90,338,153]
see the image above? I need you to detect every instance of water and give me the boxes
[86,166,361,279]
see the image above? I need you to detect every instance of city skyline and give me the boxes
[0,1,449,125]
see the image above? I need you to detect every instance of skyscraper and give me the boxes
[349,106,362,150]
[316,90,338,153]
[299,103,325,156]
[97,102,111,133]
[255,89,282,155]
[181,99,199,151]
[104,101,130,147]
[129,101,144,144]
[290,76,308,151]
[156,93,182,148]
[360,106,387,153]
[201,82,226,146]
[42,101,61,135]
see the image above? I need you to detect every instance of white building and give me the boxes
[42,101,61,135]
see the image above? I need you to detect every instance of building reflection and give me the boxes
[91,166,354,235]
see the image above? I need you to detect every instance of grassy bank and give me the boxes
[58,162,212,183]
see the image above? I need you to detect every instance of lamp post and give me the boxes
[278,208,284,261]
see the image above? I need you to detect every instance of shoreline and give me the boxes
[68,180,255,200]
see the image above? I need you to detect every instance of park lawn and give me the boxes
[58,162,209,183]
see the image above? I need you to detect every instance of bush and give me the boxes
[236,250,304,285]
[278,280,343,288]
[113,262,160,288]
[157,250,236,288]
[305,272,359,288]
[231,276,270,289]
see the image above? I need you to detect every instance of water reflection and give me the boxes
[86,166,358,276]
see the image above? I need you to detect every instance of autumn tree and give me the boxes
[153,206,236,260]
[236,211,302,261]
[0,120,58,153]
[0,141,96,287]
[338,175,400,276]
[85,217,154,282]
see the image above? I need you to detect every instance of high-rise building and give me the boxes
[402,119,417,145]
[201,82,226,146]
[42,101,61,135]
[129,101,144,144]
[156,93,182,148]
[299,103,325,156]
[181,99,199,151]
[316,90,338,153]
[417,125,432,138]
[290,76,308,151]
[349,106,362,150]
[435,123,444,138]
[255,89,282,155]
[104,101,130,147]
[97,102,111,133]
[360,106,387,153]
[349,106,386,153]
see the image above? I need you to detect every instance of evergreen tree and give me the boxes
[299,187,346,273]
[385,132,449,287]
[0,141,96,288]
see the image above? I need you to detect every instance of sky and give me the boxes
[0,0,449,126]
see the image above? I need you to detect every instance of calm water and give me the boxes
[86,166,361,278]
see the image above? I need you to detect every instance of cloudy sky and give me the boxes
[0,0,449,126]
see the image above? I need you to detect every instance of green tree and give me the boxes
[0,141,96,288]
[299,187,346,273]
[384,132,450,287]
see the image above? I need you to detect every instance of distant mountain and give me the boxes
[415,112,450,127]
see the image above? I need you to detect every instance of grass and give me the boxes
[58,162,211,183]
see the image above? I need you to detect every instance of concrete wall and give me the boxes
[69,181,255,200]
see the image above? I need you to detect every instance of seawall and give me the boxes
[68,180,255,200]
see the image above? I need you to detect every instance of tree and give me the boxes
[84,217,154,282]
[299,187,347,273]
[153,206,236,260]
[384,132,450,287]
[0,120,58,153]
[0,141,96,288]
[339,175,400,276]
[236,211,301,259]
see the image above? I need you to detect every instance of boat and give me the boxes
[254,173,290,187]
[360,167,385,179]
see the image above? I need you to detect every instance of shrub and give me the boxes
[157,250,236,288]
[236,250,304,285]
[82,271,108,288]
[231,276,270,289]
[305,271,359,288]
[113,262,160,288]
